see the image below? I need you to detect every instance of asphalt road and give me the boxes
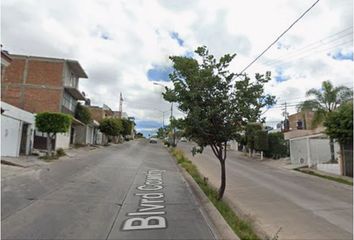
[178,142,353,240]
[1,140,215,240]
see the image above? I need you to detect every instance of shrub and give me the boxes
[75,103,91,124]
[56,148,66,157]
[264,132,289,159]
[99,118,123,137]
[35,112,72,156]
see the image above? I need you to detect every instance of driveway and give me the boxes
[178,142,353,240]
[1,140,215,240]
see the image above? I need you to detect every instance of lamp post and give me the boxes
[153,82,176,146]
[154,109,169,128]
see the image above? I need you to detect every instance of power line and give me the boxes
[250,39,352,73]
[263,38,353,68]
[238,0,320,75]
[262,28,353,66]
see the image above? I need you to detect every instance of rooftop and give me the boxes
[9,54,88,78]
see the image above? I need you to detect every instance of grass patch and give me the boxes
[295,168,353,186]
[171,148,260,240]
[39,155,59,162]
[39,148,67,162]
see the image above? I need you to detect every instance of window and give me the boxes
[63,92,77,112]
[70,72,78,88]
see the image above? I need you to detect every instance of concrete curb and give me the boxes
[297,167,353,184]
[178,165,240,240]
[223,195,272,240]
[1,159,27,168]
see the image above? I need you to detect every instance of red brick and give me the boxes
[1,86,22,108]
[23,88,61,113]
[2,59,25,83]
[26,60,63,87]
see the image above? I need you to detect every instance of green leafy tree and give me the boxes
[324,101,353,144]
[136,132,144,138]
[297,80,353,162]
[35,112,72,156]
[99,118,123,139]
[264,132,289,159]
[245,123,262,156]
[121,119,134,137]
[254,130,268,151]
[156,127,168,139]
[163,46,275,200]
[75,102,91,124]
[324,101,353,176]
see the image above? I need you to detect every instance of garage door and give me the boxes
[1,115,21,157]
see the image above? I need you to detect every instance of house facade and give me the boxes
[1,101,35,157]
[284,111,341,175]
[87,105,110,144]
[1,54,88,150]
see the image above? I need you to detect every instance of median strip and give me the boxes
[170,148,260,240]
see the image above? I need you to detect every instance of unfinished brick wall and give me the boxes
[26,60,63,87]
[88,107,105,122]
[2,58,25,83]
[23,88,61,113]
[1,86,22,108]
[1,56,64,113]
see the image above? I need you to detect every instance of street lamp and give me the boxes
[153,82,176,146]
[154,108,170,128]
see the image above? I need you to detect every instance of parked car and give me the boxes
[179,137,187,142]
[149,137,158,144]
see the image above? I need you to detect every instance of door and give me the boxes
[70,127,75,144]
[19,123,29,154]
[1,116,21,157]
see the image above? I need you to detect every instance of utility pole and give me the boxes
[162,112,165,128]
[171,102,176,146]
[282,102,289,131]
[119,92,123,117]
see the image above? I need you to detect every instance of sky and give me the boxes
[2,0,353,136]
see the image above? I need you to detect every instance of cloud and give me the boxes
[1,0,352,129]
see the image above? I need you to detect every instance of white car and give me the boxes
[149,138,158,143]
[179,137,187,142]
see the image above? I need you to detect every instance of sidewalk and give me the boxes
[1,145,102,180]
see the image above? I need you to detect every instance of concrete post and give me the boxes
[306,137,312,168]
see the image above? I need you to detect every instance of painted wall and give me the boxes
[55,130,71,149]
[289,137,340,166]
[1,101,35,157]
[1,115,21,156]
[86,126,94,144]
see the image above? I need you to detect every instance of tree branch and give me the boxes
[210,143,219,159]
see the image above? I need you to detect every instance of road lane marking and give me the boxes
[122,169,167,231]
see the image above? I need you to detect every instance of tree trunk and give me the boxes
[210,143,227,200]
[46,132,52,156]
[329,137,335,163]
[218,158,226,200]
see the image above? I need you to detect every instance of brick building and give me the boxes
[1,54,88,149]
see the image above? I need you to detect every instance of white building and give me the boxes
[1,101,35,157]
